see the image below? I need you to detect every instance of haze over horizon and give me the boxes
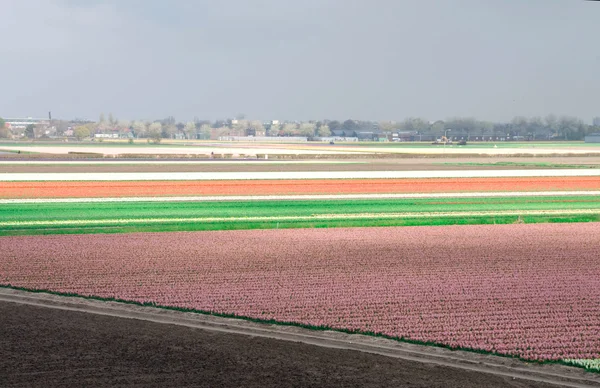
[1,0,599,123]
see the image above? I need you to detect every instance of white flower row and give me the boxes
[1,191,599,204]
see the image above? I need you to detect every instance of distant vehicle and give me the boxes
[457,140,467,145]
[432,136,452,145]
[329,141,335,145]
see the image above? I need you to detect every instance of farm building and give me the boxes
[585,133,600,143]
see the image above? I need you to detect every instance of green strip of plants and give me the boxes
[1,213,598,237]
[2,196,600,223]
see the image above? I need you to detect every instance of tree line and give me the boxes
[2,114,599,141]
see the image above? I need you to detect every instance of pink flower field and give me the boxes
[1,224,599,361]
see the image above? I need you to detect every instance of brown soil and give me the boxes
[0,301,556,388]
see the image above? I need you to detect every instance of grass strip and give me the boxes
[1,213,598,236]
[2,196,600,222]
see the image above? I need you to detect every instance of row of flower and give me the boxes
[1,223,599,361]
[2,176,599,199]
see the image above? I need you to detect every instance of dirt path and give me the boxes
[1,288,598,388]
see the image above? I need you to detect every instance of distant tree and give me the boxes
[399,118,430,134]
[316,124,331,137]
[268,124,280,136]
[213,120,227,128]
[511,116,528,136]
[184,121,196,139]
[108,113,117,127]
[342,119,359,133]
[162,116,176,126]
[328,120,341,132]
[527,117,544,139]
[73,126,91,140]
[199,124,212,139]
[161,123,177,139]
[430,120,445,134]
[249,120,264,130]
[25,124,35,138]
[479,121,494,139]
[0,118,9,138]
[544,114,558,138]
[298,122,316,137]
[194,120,210,130]
[378,121,396,132]
[131,121,147,138]
[557,116,585,140]
[445,117,478,140]
[99,113,106,124]
[232,119,249,134]
[281,123,298,136]
[148,122,162,143]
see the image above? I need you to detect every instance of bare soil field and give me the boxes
[2,176,598,198]
[0,299,575,388]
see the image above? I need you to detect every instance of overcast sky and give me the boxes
[1,0,599,123]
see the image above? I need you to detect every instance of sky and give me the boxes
[1,0,599,123]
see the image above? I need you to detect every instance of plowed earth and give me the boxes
[0,301,558,388]
[1,177,599,198]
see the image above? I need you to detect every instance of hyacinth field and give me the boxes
[2,223,599,363]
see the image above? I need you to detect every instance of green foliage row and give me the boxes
[2,196,600,223]
[1,213,598,237]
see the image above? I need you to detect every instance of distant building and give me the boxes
[4,117,49,130]
[94,133,119,139]
[585,133,600,143]
[593,117,600,127]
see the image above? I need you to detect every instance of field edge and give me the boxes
[1,284,597,375]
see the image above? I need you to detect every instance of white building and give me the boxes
[4,117,49,129]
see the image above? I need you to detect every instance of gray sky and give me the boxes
[1,0,599,123]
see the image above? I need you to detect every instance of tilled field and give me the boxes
[2,176,600,198]
[2,223,599,362]
[0,300,560,388]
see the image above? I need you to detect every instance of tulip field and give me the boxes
[2,176,600,198]
[1,159,600,375]
[1,223,600,367]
